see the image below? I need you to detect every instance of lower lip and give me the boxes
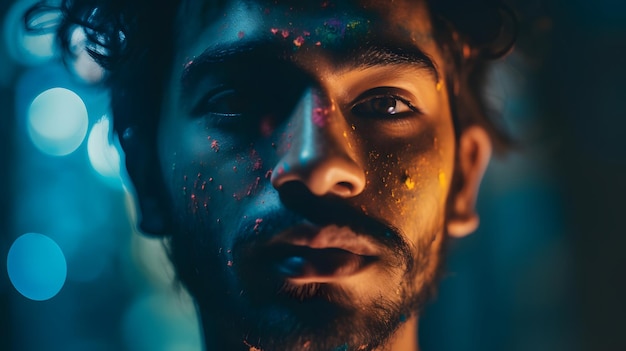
[269,246,377,283]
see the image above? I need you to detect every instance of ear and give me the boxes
[447,126,492,237]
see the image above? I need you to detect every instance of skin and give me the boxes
[129,0,491,350]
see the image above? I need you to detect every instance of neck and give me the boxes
[379,316,419,351]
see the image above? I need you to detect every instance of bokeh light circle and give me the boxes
[27,87,89,156]
[87,115,123,185]
[7,233,67,301]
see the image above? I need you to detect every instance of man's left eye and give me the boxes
[351,95,420,118]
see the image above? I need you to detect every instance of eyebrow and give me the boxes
[180,38,440,91]
[350,45,439,81]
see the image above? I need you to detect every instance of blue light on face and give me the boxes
[7,233,67,301]
[27,87,89,156]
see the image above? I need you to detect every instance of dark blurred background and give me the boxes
[1,0,625,350]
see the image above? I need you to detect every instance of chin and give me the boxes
[192,262,429,351]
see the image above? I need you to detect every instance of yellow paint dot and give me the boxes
[438,171,446,187]
[404,176,415,190]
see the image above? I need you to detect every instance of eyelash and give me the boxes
[350,94,422,118]
[191,88,241,116]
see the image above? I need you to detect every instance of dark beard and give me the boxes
[191,239,439,351]
[168,183,447,351]
[232,284,428,351]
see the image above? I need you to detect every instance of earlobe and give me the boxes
[447,126,492,238]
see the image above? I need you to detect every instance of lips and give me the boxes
[262,225,380,283]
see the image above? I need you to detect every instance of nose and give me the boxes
[270,88,365,198]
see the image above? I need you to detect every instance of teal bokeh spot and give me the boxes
[7,233,67,301]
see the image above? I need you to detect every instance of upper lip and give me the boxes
[267,224,381,257]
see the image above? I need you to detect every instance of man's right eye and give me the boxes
[192,88,243,118]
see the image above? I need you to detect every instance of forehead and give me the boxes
[176,0,436,54]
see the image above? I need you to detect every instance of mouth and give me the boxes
[262,225,380,283]
[267,244,378,283]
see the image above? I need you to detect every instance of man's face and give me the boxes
[156,0,457,350]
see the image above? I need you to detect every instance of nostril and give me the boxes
[331,182,357,197]
[337,181,353,189]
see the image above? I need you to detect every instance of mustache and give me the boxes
[234,182,414,270]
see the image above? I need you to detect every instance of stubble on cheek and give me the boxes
[357,124,451,300]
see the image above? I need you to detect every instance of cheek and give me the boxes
[162,121,275,217]
[360,124,455,241]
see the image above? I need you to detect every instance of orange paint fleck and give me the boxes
[404,176,415,190]
[438,171,446,188]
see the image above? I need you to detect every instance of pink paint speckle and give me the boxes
[281,30,290,38]
[250,149,263,171]
[312,94,330,127]
[260,115,274,137]
[303,30,311,36]
[227,260,233,267]
[315,41,322,46]
[245,177,261,196]
[238,31,245,39]
[293,36,305,47]
[270,28,278,35]
[265,170,272,179]
[211,140,220,152]
[313,107,329,127]
[218,184,223,191]
[253,218,263,232]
